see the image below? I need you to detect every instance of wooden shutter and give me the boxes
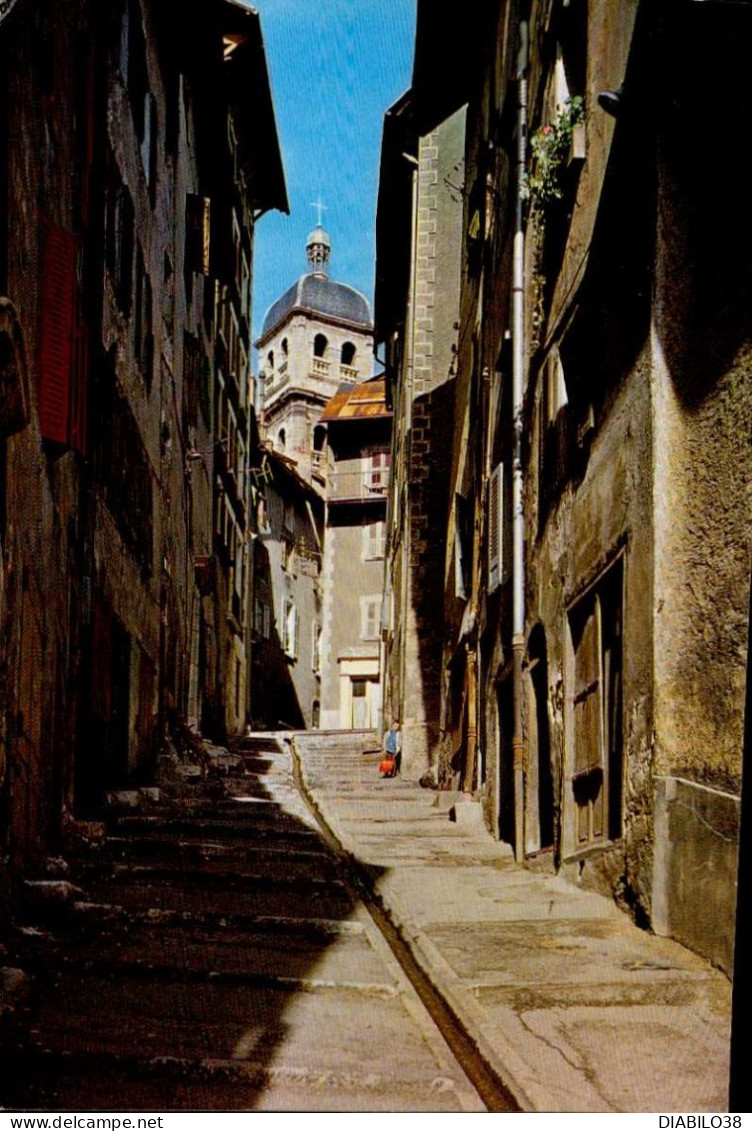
[68,308,88,455]
[488,464,503,591]
[572,601,602,777]
[38,219,76,445]
[186,194,211,276]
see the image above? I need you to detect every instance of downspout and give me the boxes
[512,19,529,863]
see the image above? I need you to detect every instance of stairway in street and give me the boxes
[0,734,483,1113]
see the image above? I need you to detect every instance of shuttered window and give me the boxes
[488,463,503,591]
[38,219,76,446]
[186,194,211,276]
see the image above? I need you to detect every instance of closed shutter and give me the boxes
[68,308,88,455]
[38,219,77,445]
[488,464,503,591]
[186,194,211,276]
[572,602,602,777]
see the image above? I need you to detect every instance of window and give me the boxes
[135,245,153,389]
[240,251,250,320]
[232,210,242,292]
[538,348,573,519]
[567,558,624,850]
[162,253,174,338]
[313,333,328,358]
[253,597,265,637]
[363,519,386,561]
[313,425,326,453]
[366,451,390,493]
[105,181,134,315]
[312,622,322,674]
[281,538,295,575]
[37,217,77,447]
[454,493,472,600]
[185,194,211,277]
[360,596,381,641]
[141,92,157,199]
[283,501,295,537]
[283,599,299,659]
[341,341,356,366]
[277,428,286,452]
[487,464,503,591]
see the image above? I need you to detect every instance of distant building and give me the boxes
[249,448,324,730]
[319,377,392,730]
[252,229,386,731]
[255,228,373,487]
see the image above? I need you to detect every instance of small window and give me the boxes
[313,333,328,358]
[367,451,390,493]
[363,519,386,561]
[341,341,356,366]
[454,493,472,601]
[360,596,381,641]
[281,337,288,357]
[277,428,286,452]
[487,464,503,592]
[283,599,299,659]
[313,425,326,453]
[312,622,322,674]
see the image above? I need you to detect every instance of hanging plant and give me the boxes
[526,97,585,347]
[527,96,585,213]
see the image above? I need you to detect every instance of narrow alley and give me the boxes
[1,0,749,1117]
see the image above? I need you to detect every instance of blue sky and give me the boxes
[250,0,416,349]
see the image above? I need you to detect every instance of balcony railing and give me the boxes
[311,357,330,378]
[339,364,358,382]
[327,467,390,503]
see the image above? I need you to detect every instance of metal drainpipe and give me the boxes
[512,20,529,863]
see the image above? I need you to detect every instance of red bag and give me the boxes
[379,756,396,777]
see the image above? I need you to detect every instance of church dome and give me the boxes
[259,228,372,341]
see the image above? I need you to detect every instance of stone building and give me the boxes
[206,3,288,740]
[376,91,466,778]
[377,0,750,973]
[319,377,391,731]
[249,447,324,731]
[0,0,285,912]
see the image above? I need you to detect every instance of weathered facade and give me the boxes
[376,94,466,778]
[0,0,285,914]
[319,377,391,731]
[378,0,750,973]
[249,448,324,730]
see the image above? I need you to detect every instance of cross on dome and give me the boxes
[306,201,331,274]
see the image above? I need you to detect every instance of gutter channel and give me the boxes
[288,735,522,1114]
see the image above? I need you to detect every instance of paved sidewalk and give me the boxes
[293,730,732,1114]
